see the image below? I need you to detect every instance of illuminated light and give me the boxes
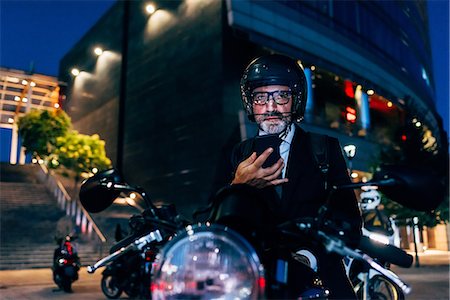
[32,158,37,164]
[362,176,368,183]
[38,159,44,164]
[415,121,422,127]
[94,47,103,56]
[351,172,358,178]
[369,233,389,245]
[412,118,418,123]
[401,134,407,141]
[334,76,339,81]
[7,77,19,83]
[51,159,59,166]
[214,248,220,253]
[258,277,266,289]
[345,106,357,123]
[107,182,113,188]
[344,80,354,98]
[30,81,36,87]
[296,60,304,70]
[129,192,136,199]
[8,118,14,123]
[343,144,357,158]
[22,80,28,85]
[54,103,60,109]
[71,68,80,76]
[145,3,156,14]
[367,89,375,96]
[14,96,20,101]
[22,98,28,103]
[192,256,198,261]
[310,65,316,71]
[92,167,98,174]
[387,101,393,107]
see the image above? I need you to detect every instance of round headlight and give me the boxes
[152,224,264,299]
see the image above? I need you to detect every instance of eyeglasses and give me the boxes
[251,90,292,105]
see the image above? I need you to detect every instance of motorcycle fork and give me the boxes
[362,272,370,300]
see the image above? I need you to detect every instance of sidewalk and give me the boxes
[406,249,450,266]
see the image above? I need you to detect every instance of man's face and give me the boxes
[252,85,293,134]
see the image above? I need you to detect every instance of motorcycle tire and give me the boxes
[61,277,72,293]
[355,275,404,300]
[101,274,123,299]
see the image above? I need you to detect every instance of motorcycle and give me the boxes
[99,214,167,299]
[343,188,410,300]
[79,165,444,299]
[52,234,80,293]
[80,170,182,299]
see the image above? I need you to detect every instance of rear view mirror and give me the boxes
[373,165,446,212]
[79,169,123,213]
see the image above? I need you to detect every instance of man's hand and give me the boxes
[231,148,288,188]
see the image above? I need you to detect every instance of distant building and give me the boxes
[59,0,445,216]
[0,68,62,163]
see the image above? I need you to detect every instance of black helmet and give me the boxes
[240,54,307,122]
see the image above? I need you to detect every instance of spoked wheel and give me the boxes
[101,274,123,299]
[357,275,404,300]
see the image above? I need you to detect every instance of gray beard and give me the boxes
[256,116,292,134]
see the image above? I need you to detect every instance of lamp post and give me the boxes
[412,216,421,267]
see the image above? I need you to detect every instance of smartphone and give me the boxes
[252,134,282,168]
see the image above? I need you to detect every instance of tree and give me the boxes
[49,131,112,182]
[17,110,71,156]
[379,112,449,226]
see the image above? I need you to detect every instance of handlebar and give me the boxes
[87,230,163,274]
[295,222,411,294]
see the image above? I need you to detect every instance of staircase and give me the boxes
[0,163,102,270]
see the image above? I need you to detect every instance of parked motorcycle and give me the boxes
[99,217,163,299]
[80,169,182,299]
[343,188,411,300]
[79,165,444,299]
[52,234,80,293]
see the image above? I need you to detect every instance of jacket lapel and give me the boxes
[282,127,308,202]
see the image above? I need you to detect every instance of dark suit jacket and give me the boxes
[230,125,362,298]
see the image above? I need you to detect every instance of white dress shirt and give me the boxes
[258,124,296,178]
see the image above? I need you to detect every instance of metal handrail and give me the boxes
[36,161,107,243]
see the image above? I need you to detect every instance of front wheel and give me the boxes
[61,277,72,293]
[355,275,404,300]
[101,274,123,299]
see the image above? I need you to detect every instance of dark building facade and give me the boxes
[59,0,445,216]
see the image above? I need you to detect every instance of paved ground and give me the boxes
[0,250,448,299]
[0,267,105,300]
[391,250,449,300]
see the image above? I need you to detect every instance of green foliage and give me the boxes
[377,112,449,226]
[18,110,71,156]
[49,131,112,179]
[18,109,111,181]
[382,194,449,227]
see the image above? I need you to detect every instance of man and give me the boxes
[228,53,362,299]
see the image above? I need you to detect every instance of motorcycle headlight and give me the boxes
[152,224,264,300]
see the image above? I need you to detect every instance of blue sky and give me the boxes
[1,0,448,137]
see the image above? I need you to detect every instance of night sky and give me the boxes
[1,0,448,137]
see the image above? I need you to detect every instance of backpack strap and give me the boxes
[309,132,329,190]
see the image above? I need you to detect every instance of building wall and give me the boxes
[59,3,123,166]
[123,0,225,215]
